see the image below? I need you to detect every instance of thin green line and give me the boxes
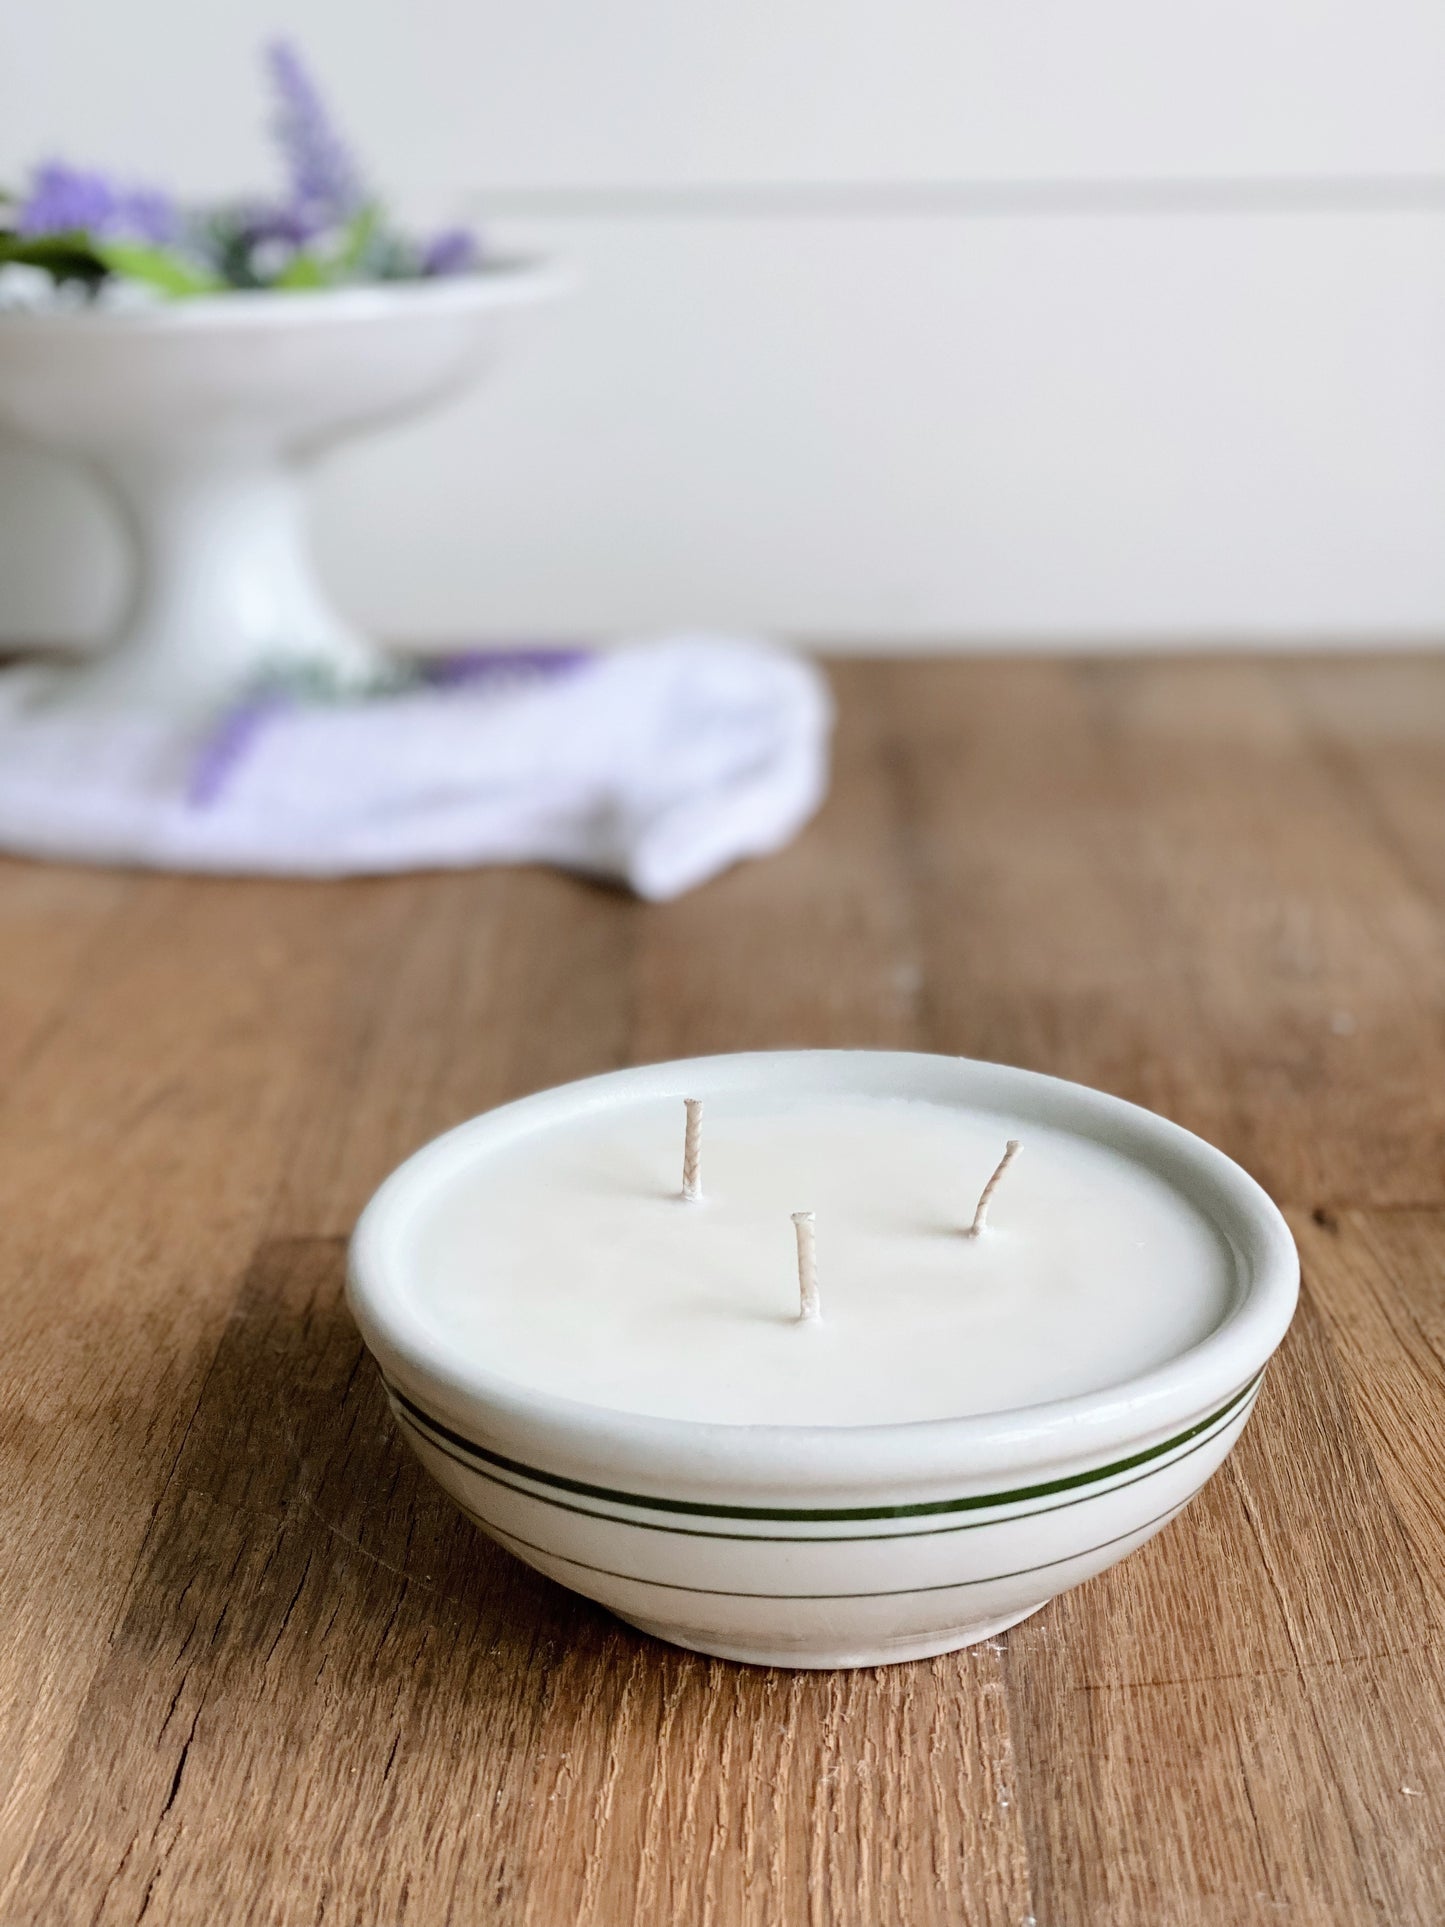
[460,1497,1191,1601]
[393,1386,1257,1545]
[383,1372,1263,1523]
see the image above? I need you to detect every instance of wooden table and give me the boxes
[3,657,1444,1926]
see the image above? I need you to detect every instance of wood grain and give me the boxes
[2,656,1445,1924]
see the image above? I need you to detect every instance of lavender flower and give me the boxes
[421,227,481,277]
[265,39,365,234]
[16,162,177,244]
[16,163,112,236]
[231,201,313,249]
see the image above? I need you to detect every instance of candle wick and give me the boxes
[681,1097,704,1203]
[792,1210,820,1322]
[967,1139,1021,1237]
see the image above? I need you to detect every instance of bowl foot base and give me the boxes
[613,1600,1048,1670]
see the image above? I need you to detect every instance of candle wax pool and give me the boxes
[405,1095,1238,1427]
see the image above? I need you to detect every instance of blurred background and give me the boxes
[2,0,1444,654]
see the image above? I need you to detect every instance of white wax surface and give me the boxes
[405,1096,1238,1426]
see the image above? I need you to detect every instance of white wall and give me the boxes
[2,3,1444,648]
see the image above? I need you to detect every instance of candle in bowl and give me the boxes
[347,1052,1298,1668]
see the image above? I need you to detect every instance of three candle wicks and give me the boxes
[680,1099,1022,1324]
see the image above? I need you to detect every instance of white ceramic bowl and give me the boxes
[348,1052,1299,1669]
[0,268,564,711]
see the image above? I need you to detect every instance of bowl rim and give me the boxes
[346,1050,1299,1497]
[0,256,568,335]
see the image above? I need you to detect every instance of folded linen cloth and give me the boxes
[0,637,832,900]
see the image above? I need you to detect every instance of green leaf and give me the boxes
[270,250,330,290]
[336,202,380,273]
[0,230,108,283]
[92,241,224,298]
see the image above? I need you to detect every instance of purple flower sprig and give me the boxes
[16,162,177,247]
[421,227,481,277]
[265,38,366,238]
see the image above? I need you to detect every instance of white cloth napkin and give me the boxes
[0,637,832,900]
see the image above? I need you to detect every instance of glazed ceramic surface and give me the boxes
[0,269,563,711]
[348,1052,1299,1669]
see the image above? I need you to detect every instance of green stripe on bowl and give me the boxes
[458,1496,1192,1601]
[392,1384,1257,1545]
[382,1371,1263,1524]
